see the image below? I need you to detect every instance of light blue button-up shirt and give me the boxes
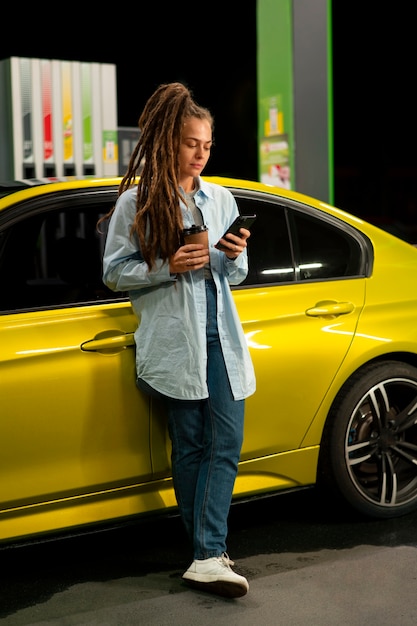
[102,178,256,401]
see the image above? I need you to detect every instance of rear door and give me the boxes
[235,192,367,459]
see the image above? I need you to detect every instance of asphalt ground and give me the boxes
[1,489,417,625]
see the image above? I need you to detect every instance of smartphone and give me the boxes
[215,214,257,250]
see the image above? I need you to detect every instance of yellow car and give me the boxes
[2,176,417,546]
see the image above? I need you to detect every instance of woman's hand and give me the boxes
[217,227,251,259]
[169,244,210,274]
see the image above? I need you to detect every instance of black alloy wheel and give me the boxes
[319,361,417,518]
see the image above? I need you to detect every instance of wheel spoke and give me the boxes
[368,386,388,426]
[347,439,375,465]
[391,442,417,465]
[395,398,417,433]
[379,453,398,505]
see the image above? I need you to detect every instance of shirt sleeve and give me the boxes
[102,190,175,292]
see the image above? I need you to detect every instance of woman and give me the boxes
[101,82,256,598]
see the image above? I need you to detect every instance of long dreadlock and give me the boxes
[98,82,214,270]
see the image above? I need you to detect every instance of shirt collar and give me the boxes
[198,177,215,200]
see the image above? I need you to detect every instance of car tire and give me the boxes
[318,360,417,519]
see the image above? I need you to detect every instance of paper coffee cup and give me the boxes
[183,224,209,246]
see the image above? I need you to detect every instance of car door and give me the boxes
[0,187,152,533]
[234,192,367,459]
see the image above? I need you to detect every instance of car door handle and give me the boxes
[306,300,355,317]
[81,331,135,352]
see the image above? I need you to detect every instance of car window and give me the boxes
[0,187,367,313]
[0,200,124,313]
[234,194,364,287]
[290,210,363,281]
[236,198,293,285]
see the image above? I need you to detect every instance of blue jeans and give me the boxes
[166,279,245,560]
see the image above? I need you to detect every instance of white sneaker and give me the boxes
[182,553,249,598]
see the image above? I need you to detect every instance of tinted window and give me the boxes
[291,210,363,281]
[238,199,294,285]
[0,188,366,313]
[0,202,122,313]
[235,194,364,287]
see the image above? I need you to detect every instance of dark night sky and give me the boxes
[2,3,416,223]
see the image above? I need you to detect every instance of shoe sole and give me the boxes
[183,578,248,598]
